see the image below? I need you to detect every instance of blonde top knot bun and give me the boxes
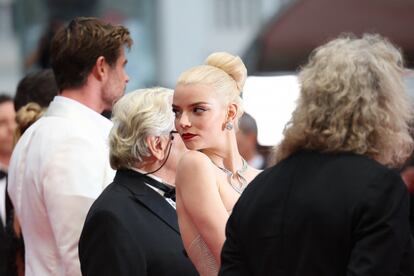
[176,51,247,120]
[205,52,247,93]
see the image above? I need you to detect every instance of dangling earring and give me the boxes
[225,121,233,131]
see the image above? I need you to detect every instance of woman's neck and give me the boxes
[202,134,243,173]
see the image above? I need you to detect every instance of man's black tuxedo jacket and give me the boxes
[220,151,414,276]
[1,180,21,276]
[0,198,8,275]
[79,169,197,276]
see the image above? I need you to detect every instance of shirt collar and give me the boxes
[130,167,167,196]
[46,96,113,139]
[131,167,165,183]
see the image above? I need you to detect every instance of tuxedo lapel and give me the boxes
[134,190,180,234]
[0,217,4,235]
[116,170,180,234]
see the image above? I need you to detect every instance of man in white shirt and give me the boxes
[8,17,133,276]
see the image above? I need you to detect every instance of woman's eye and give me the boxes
[193,107,206,113]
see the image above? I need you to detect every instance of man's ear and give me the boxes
[92,56,107,81]
[146,135,167,161]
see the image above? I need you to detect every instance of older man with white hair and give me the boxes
[78,87,197,276]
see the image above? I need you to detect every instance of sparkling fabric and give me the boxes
[187,234,218,276]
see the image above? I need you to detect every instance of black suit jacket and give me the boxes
[0,172,6,275]
[220,151,414,276]
[1,176,23,276]
[0,192,11,276]
[410,194,414,236]
[79,169,197,276]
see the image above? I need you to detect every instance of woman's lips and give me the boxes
[181,133,197,141]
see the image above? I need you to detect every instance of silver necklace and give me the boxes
[213,159,248,194]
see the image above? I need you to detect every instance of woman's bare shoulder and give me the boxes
[176,151,216,188]
[178,150,213,169]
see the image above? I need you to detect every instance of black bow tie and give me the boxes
[141,174,176,202]
[163,188,176,201]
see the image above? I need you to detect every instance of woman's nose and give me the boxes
[179,112,191,128]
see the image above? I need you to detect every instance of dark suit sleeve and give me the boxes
[410,194,414,236]
[79,210,146,276]
[219,210,249,276]
[348,170,413,276]
[397,236,414,276]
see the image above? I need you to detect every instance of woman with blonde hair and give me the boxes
[173,52,261,275]
[220,34,414,276]
[14,103,45,143]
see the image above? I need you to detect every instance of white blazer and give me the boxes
[8,96,115,276]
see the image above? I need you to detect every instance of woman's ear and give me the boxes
[226,103,238,122]
[146,135,167,161]
[223,103,238,131]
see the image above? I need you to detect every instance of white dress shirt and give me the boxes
[8,96,115,276]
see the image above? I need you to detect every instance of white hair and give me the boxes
[109,87,174,169]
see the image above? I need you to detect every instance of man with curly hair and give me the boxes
[220,34,414,276]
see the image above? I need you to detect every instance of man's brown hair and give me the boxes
[50,17,132,91]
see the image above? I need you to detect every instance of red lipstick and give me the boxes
[181,133,197,141]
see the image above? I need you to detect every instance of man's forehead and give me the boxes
[0,100,14,109]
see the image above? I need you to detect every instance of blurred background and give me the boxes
[1,0,414,147]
